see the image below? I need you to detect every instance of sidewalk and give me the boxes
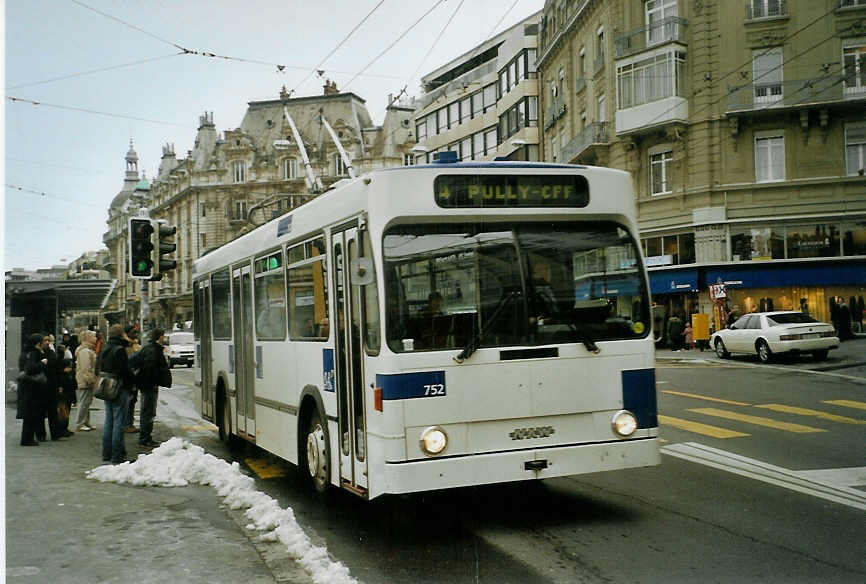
[4,398,304,583]
[655,335,866,373]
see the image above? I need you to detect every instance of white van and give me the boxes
[164,331,194,368]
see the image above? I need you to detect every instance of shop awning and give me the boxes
[649,269,699,295]
[705,261,866,289]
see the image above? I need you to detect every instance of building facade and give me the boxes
[537,0,866,337]
[101,85,414,329]
[412,12,542,163]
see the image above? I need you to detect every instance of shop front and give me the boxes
[648,268,700,345]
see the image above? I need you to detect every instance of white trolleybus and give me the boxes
[192,157,659,499]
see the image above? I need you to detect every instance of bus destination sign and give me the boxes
[434,174,589,208]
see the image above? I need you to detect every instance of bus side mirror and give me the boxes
[350,258,375,286]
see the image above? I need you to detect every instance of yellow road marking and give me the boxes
[690,408,826,433]
[662,390,751,406]
[245,458,288,479]
[659,415,749,439]
[756,404,865,425]
[823,400,866,411]
[181,423,218,432]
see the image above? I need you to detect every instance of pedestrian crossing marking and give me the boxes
[822,400,866,411]
[689,408,827,433]
[662,390,751,406]
[245,458,288,479]
[755,404,865,425]
[659,415,749,439]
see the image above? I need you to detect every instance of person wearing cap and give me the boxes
[124,325,142,434]
[97,324,135,464]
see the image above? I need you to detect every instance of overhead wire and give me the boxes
[6,96,194,128]
[6,183,110,209]
[5,54,184,90]
[343,0,449,91]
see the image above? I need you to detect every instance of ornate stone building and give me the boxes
[536,0,866,330]
[102,85,415,328]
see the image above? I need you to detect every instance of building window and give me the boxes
[845,124,866,175]
[437,108,447,133]
[232,160,246,183]
[786,224,840,259]
[473,132,484,158]
[617,51,687,109]
[752,47,783,104]
[200,202,206,217]
[448,101,459,128]
[843,44,866,95]
[528,96,538,126]
[282,157,298,179]
[403,153,414,166]
[234,200,248,221]
[482,83,497,112]
[646,0,678,44]
[748,0,785,19]
[595,26,605,72]
[842,221,866,256]
[731,226,785,261]
[471,91,483,117]
[461,137,472,161]
[598,94,606,121]
[650,150,673,195]
[755,134,785,182]
[484,128,498,154]
[416,120,427,141]
[333,153,347,176]
[460,97,471,123]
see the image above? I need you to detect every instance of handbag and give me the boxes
[93,373,120,400]
[57,401,70,424]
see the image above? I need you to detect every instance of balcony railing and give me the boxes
[745,0,788,20]
[727,75,864,112]
[615,16,688,59]
[542,97,567,131]
[560,122,609,163]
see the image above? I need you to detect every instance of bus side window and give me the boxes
[287,239,329,341]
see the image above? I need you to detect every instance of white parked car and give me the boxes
[164,331,194,368]
[710,311,839,363]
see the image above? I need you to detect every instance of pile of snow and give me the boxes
[86,437,356,584]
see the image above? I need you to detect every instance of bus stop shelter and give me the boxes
[6,279,116,348]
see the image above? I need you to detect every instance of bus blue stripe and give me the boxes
[622,369,658,428]
[376,371,446,400]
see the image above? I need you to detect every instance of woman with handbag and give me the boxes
[97,324,135,464]
[18,333,49,446]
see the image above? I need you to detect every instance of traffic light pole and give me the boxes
[140,280,150,329]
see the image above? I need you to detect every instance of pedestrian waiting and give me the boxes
[97,324,135,464]
[130,328,173,448]
[74,330,98,432]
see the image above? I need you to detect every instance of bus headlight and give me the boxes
[419,426,448,456]
[611,410,638,437]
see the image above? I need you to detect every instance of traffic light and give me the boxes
[154,221,177,280]
[128,218,154,278]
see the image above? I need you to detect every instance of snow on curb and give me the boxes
[86,437,356,584]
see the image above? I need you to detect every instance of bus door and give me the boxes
[196,280,215,421]
[231,264,256,440]
[332,226,368,492]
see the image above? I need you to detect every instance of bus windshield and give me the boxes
[384,221,650,353]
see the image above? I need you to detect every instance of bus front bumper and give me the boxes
[381,437,660,495]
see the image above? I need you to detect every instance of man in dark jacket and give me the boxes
[132,328,172,448]
[98,324,135,464]
[38,334,71,441]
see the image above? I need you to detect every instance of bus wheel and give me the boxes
[217,392,232,445]
[305,410,329,494]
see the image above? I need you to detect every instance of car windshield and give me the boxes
[383,221,650,352]
[767,313,819,326]
[168,332,194,345]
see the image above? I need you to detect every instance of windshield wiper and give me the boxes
[453,290,519,364]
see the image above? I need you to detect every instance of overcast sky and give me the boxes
[4,0,544,271]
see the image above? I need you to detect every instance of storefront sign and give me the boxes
[646,254,674,267]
